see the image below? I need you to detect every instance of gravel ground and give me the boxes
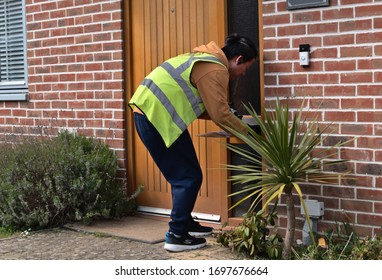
[0,228,244,260]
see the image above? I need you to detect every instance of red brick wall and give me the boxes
[263,0,382,237]
[0,1,126,172]
[2,0,381,236]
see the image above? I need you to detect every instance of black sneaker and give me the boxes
[164,232,207,252]
[188,220,213,236]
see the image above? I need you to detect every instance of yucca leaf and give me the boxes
[262,184,285,212]
[228,189,262,211]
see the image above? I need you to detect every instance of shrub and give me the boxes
[0,225,14,238]
[292,222,382,260]
[350,235,382,260]
[0,131,137,231]
[217,209,283,259]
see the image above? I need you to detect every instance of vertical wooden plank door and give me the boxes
[129,0,229,220]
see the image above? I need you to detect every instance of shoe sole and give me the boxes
[188,231,212,237]
[164,241,207,252]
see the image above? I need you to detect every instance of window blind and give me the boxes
[0,0,28,101]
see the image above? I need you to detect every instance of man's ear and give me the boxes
[236,55,244,65]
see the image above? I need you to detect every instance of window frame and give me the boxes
[0,0,28,101]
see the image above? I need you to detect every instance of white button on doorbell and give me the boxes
[299,44,310,66]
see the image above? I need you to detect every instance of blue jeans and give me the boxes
[134,113,203,235]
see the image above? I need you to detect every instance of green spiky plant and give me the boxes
[223,99,350,259]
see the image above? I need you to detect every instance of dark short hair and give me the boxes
[221,34,258,62]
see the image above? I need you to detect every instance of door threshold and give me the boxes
[137,206,221,223]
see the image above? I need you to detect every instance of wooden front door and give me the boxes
[127,0,229,220]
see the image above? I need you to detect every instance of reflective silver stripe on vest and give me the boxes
[141,78,188,132]
[160,55,222,116]
[142,55,222,132]
[161,61,203,116]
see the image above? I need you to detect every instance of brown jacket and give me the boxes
[191,41,248,134]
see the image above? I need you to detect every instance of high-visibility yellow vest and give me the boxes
[129,52,225,147]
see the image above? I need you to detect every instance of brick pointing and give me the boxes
[263,0,382,237]
[0,1,126,173]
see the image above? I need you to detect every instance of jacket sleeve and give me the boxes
[191,63,248,134]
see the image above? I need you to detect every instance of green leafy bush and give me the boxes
[0,131,137,231]
[0,225,14,238]
[350,235,382,260]
[293,222,382,260]
[217,209,283,259]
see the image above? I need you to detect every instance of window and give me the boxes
[0,0,28,101]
